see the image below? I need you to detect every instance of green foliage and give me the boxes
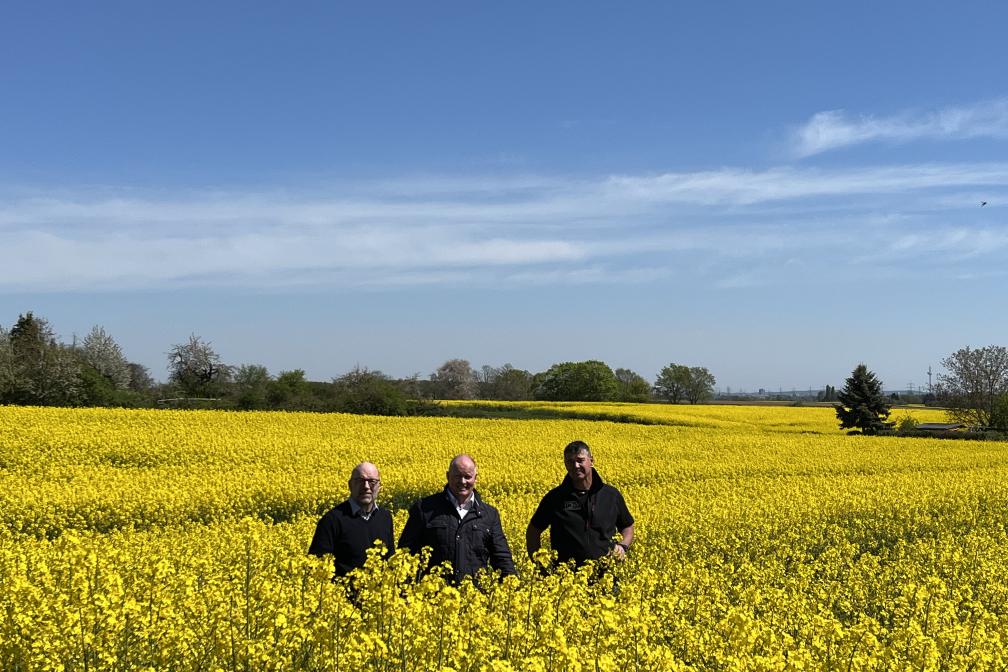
[532,360,619,401]
[685,366,716,404]
[2,312,81,406]
[654,364,690,403]
[477,364,534,400]
[835,363,891,435]
[895,413,920,434]
[992,394,1008,431]
[233,364,272,410]
[126,362,155,392]
[614,368,651,402]
[77,363,149,407]
[267,369,312,409]
[655,364,716,404]
[332,366,410,415]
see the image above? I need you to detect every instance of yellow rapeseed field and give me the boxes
[2,403,1007,671]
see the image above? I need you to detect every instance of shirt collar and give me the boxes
[347,498,376,519]
[446,489,476,511]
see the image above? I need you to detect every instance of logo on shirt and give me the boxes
[563,501,581,511]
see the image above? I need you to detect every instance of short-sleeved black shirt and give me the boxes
[530,468,634,565]
[308,500,395,576]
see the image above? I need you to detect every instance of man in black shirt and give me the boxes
[526,440,634,567]
[398,454,516,583]
[309,461,394,577]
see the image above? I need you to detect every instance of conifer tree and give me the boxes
[835,363,891,434]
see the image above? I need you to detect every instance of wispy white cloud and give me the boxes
[790,99,1008,158]
[863,227,1008,264]
[607,163,1008,205]
[1,161,1006,292]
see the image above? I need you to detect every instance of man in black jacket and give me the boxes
[398,454,516,583]
[526,440,634,567]
[309,461,395,577]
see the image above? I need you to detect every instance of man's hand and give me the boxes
[610,542,629,561]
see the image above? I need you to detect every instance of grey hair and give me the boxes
[563,440,592,459]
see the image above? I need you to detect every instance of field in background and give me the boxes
[2,404,1006,671]
[441,399,948,429]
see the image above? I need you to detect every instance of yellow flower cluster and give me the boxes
[2,404,1007,670]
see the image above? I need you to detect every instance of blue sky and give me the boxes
[2,1,1006,392]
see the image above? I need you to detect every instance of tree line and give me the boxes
[0,312,717,413]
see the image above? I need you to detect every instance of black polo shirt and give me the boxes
[530,468,633,565]
[308,500,395,576]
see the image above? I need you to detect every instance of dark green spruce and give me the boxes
[835,363,891,435]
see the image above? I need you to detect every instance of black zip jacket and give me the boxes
[398,488,516,583]
[530,468,634,565]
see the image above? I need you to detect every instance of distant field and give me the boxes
[441,398,949,429]
[2,404,1005,670]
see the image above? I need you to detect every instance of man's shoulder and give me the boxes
[598,482,627,501]
[326,500,354,516]
[474,493,500,515]
[541,481,571,501]
[317,501,352,525]
[412,491,451,513]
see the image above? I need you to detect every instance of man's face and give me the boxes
[564,449,593,489]
[447,458,477,502]
[349,463,381,509]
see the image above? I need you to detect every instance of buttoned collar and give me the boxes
[347,498,376,520]
[445,488,479,517]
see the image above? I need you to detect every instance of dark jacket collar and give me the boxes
[560,467,604,495]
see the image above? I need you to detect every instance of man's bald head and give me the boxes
[348,461,381,510]
[447,454,477,502]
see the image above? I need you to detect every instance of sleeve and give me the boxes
[308,513,336,557]
[488,509,516,577]
[615,490,634,530]
[397,500,425,553]
[529,492,553,532]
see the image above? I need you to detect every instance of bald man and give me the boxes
[309,462,395,577]
[398,454,515,583]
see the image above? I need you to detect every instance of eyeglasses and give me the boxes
[351,477,381,488]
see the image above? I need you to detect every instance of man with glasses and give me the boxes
[398,454,516,583]
[309,461,394,576]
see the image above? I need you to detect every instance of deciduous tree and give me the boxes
[234,364,271,410]
[126,362,155,392]
[167,334,231,398]
[654,364,690,404]
[937,345,1008,429]
[430,359,478,400]
[614,368,651,402]
[80,325,131,389]
[533,360,619,401]
[333,366,409,415]
[684,366,716,404]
